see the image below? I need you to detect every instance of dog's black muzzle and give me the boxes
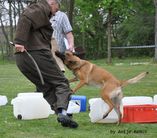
[55,51,66,63]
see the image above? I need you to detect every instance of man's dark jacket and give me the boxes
[14,0,53,50]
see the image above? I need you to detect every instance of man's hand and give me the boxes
[66,32,75,52]
[15,44,26,52]
[68,45,75,52]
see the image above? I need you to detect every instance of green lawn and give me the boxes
[0,58,157,138]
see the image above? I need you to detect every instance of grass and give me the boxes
[0,57,157,138]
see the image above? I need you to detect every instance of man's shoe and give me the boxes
[57,114,78,128]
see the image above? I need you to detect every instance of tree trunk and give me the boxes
[107,8,112,64]
[0,15,9,49]
[68,0,75,26]
[154,0,157,62]
[8,2,14,58]
[13,1,17,30]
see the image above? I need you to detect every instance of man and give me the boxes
[50,0,74,72]
[14,0,78,128]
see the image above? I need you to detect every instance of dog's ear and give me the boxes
[73,52,77,56]
[73,47,85,59]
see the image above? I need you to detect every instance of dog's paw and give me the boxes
[70,89,76,94]
[71,90,75,94]
[116,120,121,126]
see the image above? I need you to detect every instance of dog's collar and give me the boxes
[73,62,94,74]
[72,60,86,71]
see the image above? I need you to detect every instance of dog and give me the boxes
[55,50,148,124]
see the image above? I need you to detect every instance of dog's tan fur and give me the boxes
[64,51,148,124]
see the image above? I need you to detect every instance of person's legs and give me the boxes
[15,51,70,109]
[15,51,78,128]
[15,52,57,108]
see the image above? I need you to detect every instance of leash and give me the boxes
[9,42,45,85]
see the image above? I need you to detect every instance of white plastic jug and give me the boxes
[67,101,80,114]
[17,92,43,97]
[89,98,123,123]
[11,93,52,120]
[0,95,8,106]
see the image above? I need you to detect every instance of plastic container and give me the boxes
[71,95,86,112]
[67,101,80,114]
[121,104,157,123]
[89,98,123,123]
[154,95,157,104]
[122,96,153,106]
[17,92,43,97]
[0,95,8,106]
[121,96,157,123]
[11,93,51,120]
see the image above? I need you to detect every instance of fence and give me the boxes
[111,45,157,49]
[111,45,157,59]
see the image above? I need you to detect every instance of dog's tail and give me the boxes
[121,72,149,87]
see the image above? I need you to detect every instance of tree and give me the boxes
[61,0,75,26]
[115,1,155,58]
[68,0,75,26]
[74,0,107,59]
[0,0,155,60]
[73,0,134,60]
[8,0,14,58]
[107,7,112,63]
[0,0,26,60]
[154,0,157,61]
[99,0,134,63]
[0,0,10,58]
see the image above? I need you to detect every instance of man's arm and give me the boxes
[62,12,75,51]
[14,16,32,47]
[66,32,75,52]
[14,15,32,52]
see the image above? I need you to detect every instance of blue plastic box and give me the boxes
[71,95,86,112]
